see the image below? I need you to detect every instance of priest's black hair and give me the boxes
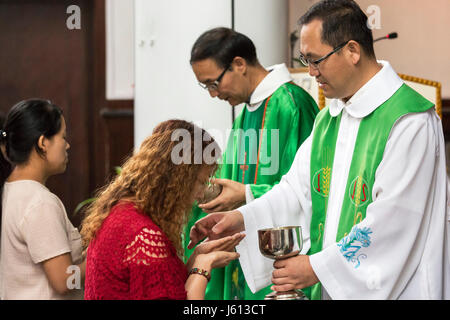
[190,27,258,68]
[0,99,63,235]
[298,0,376,58]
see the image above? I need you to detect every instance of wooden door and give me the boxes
[0,0,134,227]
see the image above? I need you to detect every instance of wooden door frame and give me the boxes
[90,0,134,193]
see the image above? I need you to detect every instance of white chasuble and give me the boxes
[236,61,450,299]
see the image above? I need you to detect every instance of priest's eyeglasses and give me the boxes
[198,64,231,91]
[298,41,349,69]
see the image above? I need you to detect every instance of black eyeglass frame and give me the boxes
[299,40,350,69]
[198,63,231,91]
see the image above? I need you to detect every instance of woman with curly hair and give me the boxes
[81,119,243,300]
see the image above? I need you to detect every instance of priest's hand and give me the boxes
[187,210,245,249]
[271,255,319,291]
[198,178,245,213]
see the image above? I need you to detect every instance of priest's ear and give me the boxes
[231,56,248,75]
[346,40,362,65]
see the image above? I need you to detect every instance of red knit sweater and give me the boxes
[84,202,188,300]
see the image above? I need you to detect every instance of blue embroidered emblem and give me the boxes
[337,226,373,268]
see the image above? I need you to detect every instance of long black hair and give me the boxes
[0,99,63,234]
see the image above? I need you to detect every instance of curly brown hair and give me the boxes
[80,119,220,258]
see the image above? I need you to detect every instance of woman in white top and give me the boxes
[0,99,85,299]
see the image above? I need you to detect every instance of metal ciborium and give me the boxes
[198,183,222,205]
[258,226,308,300]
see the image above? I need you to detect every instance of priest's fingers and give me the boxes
[210,178,230,187]
[188,214,219,248]
[187,240,195,250]
[202,205,225,214]
[273,258,288,269]
[272,271,307,291]
[195,221,209,239]
[271,274,295,285]
[271,283,297,293]
[272,267,290,279]
[198,196,223,212]
[273,255,320,289]
[188,225,206,249]
[211,210,245,236]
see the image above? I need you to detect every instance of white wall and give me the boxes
[233,0,289,116]
[134,0,232,150]
[289,0,450,98]
[106,0,135,100]
[358,0,450,98]
[234,0,288,67]
[134,0,289,150]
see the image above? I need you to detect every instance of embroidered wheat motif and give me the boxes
[322,166,331,196]
[354,176,363,207]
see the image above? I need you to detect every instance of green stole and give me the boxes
[228,96,272,300]
[306,84,434,300]
[183,82,319,300]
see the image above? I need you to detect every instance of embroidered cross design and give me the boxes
[240,152,249,182]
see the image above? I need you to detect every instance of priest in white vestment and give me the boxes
[188,0,450,300]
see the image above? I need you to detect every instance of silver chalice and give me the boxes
[258,226,308,300]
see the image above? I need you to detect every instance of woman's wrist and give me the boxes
[192,253,213,272]
[186,250,198,271]
[187,254,213,283]
[188,267,211,282]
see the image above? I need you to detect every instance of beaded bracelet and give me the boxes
[189,268,211,282]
